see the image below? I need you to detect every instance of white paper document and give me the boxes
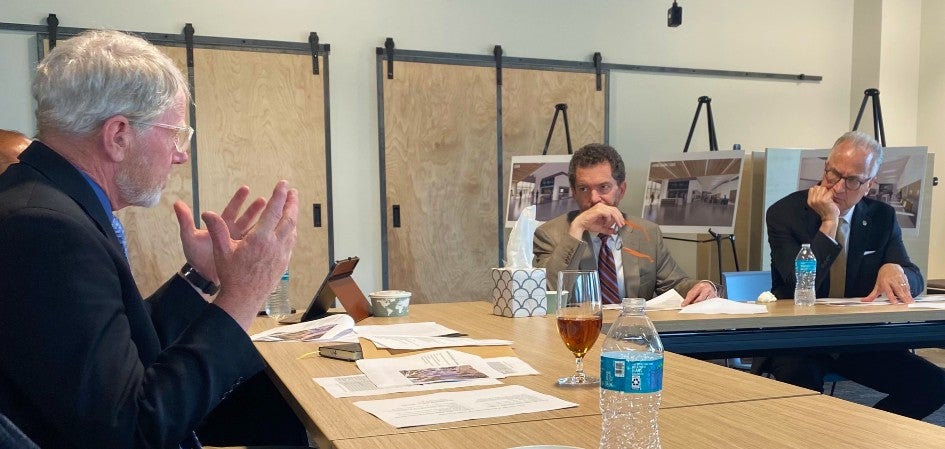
[360,335,513,350]
[250,314,354,342]
[355,349,509,388]
[678,297,768,314]
[312,374,501,398]
[353,385,578,428]
[818,295,945,307]
[353,322,458,337]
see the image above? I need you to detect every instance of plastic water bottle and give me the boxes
[266,271,291,319]
[794,243,817,306]
[600,298,663,449]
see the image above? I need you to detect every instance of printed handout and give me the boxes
[312,374,501,398]
[250,314,354,342]
[353,385,578,428]
[355,349,514,388]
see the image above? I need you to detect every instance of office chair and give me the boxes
[721,270,845,395]
[721,271,772,370]
[721,271,771,303]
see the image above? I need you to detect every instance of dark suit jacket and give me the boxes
[767,189,923,300]
[533,211,699,299]
[0,142,265,448]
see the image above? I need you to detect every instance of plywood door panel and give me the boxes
[384,61,498,303]
[194,48,328,311]
[501,69,606,245]
[115,45,192,296]
[502,69,605,160]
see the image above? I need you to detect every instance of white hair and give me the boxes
[32,30,189,137]
[832,131,884,177]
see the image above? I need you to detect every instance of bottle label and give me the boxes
[795,259,816,272]
[600,352,663,394]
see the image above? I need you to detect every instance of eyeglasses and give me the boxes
[132,121,194,154]
[823,167,871,190]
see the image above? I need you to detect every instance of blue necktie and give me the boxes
[110,214,128,260]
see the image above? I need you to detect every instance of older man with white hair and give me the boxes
[0,30,307,448]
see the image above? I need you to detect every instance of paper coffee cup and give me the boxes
[369,290,411,317]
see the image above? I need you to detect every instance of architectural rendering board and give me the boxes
[642,151,745,234]
[506,155,576,227]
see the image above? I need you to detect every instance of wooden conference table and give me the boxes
[251,301,945,448]
[334,395,945,449]
[647,297,945,359]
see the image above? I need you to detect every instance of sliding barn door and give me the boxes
[382,61,498,303]
[115,45,193,296]
[193,48,329,311]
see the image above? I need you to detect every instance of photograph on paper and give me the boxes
[250,313,354,342]
[642,151,745,234]
[400,365,489,383]
[506,155,576,226]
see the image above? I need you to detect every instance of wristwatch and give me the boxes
[179,263,220,295]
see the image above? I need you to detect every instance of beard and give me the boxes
[115,145,166,208]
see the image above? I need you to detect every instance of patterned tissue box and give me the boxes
[491,268,547,317]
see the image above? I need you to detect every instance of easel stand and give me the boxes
[542,103,573,155]
[664,229,739,285]
[669,96,738,284]
[852,88,886,147]
[683,96,719,152]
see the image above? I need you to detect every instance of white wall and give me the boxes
[919,0,945,279]
[1,0,868,292]
[878,0,922,145]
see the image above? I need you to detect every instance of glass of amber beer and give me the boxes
[555,270,603,386]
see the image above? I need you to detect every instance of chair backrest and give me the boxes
[722,271,772,302]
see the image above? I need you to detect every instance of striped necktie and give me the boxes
[598,234,620,304]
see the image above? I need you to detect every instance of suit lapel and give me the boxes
[18,142,123,252]
[846,201,870,284]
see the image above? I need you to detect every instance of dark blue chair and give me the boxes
[721,270,771,302]
[722,270,845,395]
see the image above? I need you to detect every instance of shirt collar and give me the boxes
[76,169,114,215]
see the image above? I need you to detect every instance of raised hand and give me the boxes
[568,202,625,240]
[199,181,299,329]
[174,185,267,284]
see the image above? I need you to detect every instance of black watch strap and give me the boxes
[180,263,220,295]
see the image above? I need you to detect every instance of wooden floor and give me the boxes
[917,348,945,368]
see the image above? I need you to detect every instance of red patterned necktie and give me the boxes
[598,234,620,304]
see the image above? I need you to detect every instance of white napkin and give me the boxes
[679,297,768,314]
[645,289,685,310]
[602,290,685,311]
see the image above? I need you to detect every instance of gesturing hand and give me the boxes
[174,185,267,284]
[201,181,299,329]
